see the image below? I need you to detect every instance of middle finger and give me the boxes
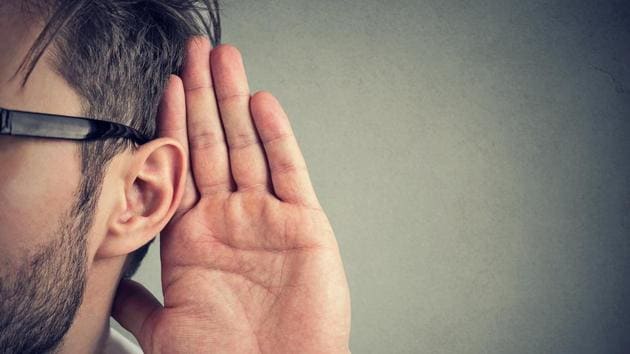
[182,36,233,196]
[211,44,270,192]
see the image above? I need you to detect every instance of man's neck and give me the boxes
[57,258,124,353]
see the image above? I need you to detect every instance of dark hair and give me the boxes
[13,0,221,278]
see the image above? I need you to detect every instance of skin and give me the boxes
[112,38,352,353]
[0,7,187,353]
[1,5,351,352]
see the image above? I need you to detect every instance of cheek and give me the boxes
[0,141,81,263]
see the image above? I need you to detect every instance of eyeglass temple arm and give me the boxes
[0,109,10,134]
[0,108,150,143]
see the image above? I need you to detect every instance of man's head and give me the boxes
[0,1,220,352]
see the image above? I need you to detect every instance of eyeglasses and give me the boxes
[0,107,150,144]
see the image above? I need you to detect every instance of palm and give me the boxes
[113,38,351,354]
[156,192,348,353]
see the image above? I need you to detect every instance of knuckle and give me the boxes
[229,132,259,150]
[190,130,223,150]
[262,132,294,146]
[271,159,307,175]
[217,92,250,104]
[184,84,214,93]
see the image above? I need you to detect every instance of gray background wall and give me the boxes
[113,1,630,353]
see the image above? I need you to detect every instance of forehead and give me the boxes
[0,3,83,117]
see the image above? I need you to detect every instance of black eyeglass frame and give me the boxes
[0,107,150,144]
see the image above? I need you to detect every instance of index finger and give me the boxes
[181,36,233,196]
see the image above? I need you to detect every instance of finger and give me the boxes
[156,75,198,216]
[250,91,320,208]
[211,44,271,192]
[181,36,234,196]
[111,279,163,347]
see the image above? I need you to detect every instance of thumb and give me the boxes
[112,278,163,347]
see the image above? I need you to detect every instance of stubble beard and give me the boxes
[0,199,91,354]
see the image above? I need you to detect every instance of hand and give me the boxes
[112,37,351,354]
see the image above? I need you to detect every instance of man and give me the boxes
[0,0,351,353]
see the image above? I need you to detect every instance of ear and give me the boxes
[95,137,186,259]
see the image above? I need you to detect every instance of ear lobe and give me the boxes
[96,137,187,259]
